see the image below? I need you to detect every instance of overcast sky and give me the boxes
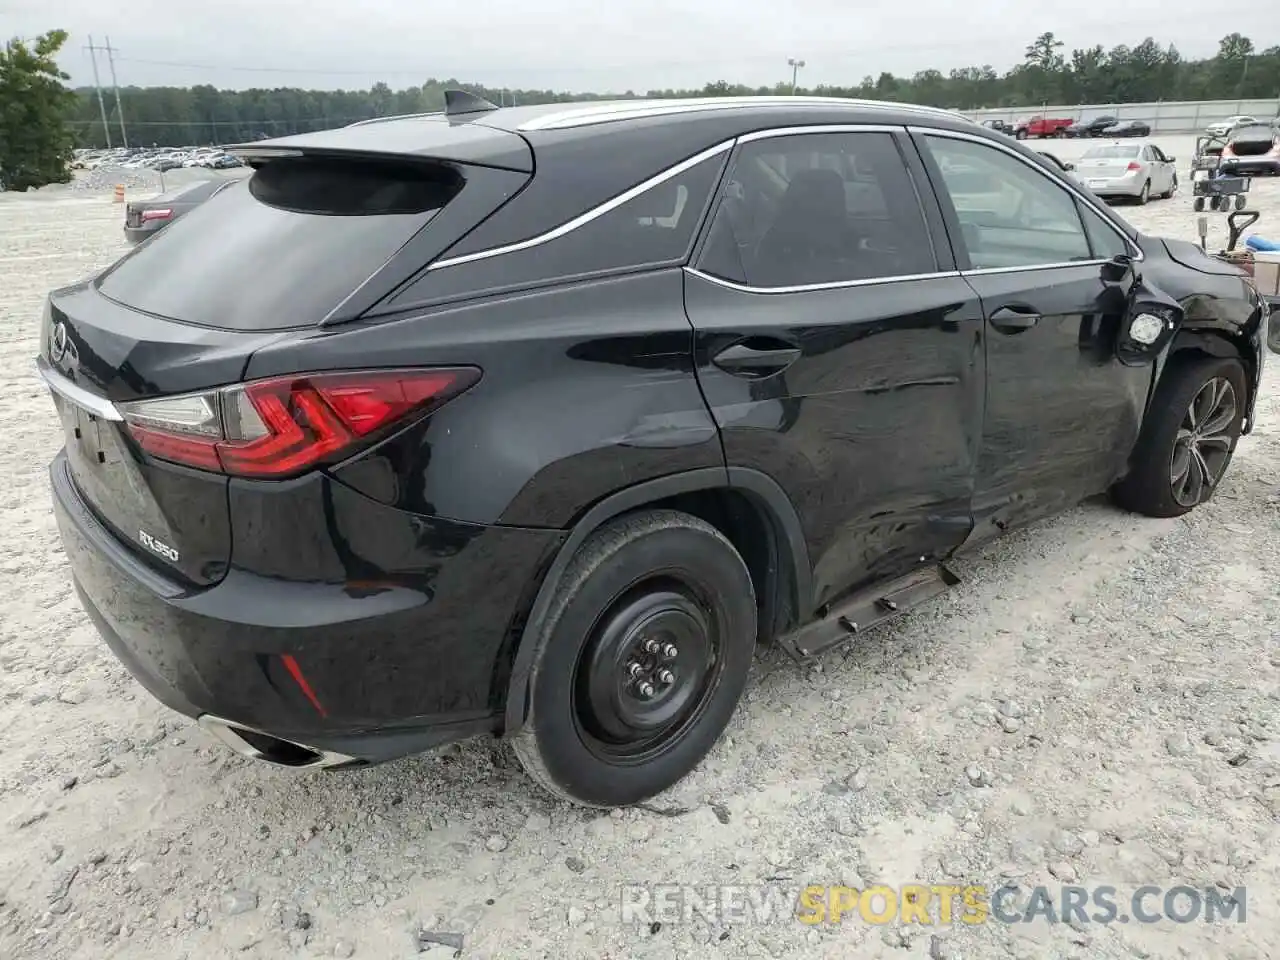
[9,0,1279,93]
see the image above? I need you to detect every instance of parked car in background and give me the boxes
[980,119,1013,136]
[1075,140,1177,203]
[124,178,239,245]
[1206,115,1257,138]
[1102,119,1151,138]
[1065,115,1118,138]
[1014,115,1074,139]
[36,94,1269,808]
[1219,123,1280,176]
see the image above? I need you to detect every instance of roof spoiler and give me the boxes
[444,89,499,118]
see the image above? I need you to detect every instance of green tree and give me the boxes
[0,30,77,190]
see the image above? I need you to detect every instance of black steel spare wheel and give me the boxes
[575,585,720,762]
[1113,355,1247,518]
[511,509,757,807]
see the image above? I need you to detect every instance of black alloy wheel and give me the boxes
[1113,356,1247,517]
[1170,376,1238,509]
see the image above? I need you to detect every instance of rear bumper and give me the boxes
[51,450,564,764]
[123,223,164,245]
[1221,158,1280,176]
[1089,179,1145,198]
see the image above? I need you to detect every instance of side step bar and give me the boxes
[776,563,960,660]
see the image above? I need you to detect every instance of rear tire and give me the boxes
[1113,356,1247,518]
[510,509,757,807]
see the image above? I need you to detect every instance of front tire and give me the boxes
[1113,356,1247,518]
[1136,180,1151,205]
[511,509,757,807]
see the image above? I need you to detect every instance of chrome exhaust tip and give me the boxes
[197,715,357,770]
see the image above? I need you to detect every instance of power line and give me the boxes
[108,22,1197,80]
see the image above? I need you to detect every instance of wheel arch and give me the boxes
[1163,326,1260,432]
[500,466,812,736]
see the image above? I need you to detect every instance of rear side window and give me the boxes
[99,158,465,331]
[392,151,727,306]
[697,132,937,289]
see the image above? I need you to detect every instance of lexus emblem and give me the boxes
[49,322,69,363]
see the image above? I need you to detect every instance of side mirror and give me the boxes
[1117,297,1182,366]
[1100,254,1133,285]
[1064,162,1076,171]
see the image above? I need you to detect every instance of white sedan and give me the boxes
[1073,140,1178,204]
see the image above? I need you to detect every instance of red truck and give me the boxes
[1014,116,1074,139]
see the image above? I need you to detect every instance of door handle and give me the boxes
[711,340,801,376]
[989,306,1041,333]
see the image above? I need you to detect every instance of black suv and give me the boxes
[38,93,1270,807]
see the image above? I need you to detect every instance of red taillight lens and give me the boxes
[140,208,173,222]
[120,368,480,479]
[1223,146,1236,158]
[1126,161,1142,172]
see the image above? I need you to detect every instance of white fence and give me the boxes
[964,98,1280,134]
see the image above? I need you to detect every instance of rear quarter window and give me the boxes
[98,157,465,331]
[389,149,728,307]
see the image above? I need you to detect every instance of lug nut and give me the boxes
[656,668,675,685]
[637,681,656,698]
[661,643,679,659]
[627,662,643,678]
[643,638,660,654]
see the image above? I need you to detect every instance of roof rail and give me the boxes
[346,112,443,128]
[517,96,968,132]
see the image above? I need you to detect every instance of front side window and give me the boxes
[924,135,1092,270]
[697,131,937,289]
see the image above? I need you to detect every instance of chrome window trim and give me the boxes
[427,139,735,271]
[35,356,123,421]
[737,124,902,142]
[907,124,1144,263]
[517,96,966,132]
[685,266,963,296]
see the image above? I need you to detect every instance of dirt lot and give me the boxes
[1,162,1279,960]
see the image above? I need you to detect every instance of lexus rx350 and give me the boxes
[39,93,1271,807]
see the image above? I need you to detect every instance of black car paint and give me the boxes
[42,99,1268,762]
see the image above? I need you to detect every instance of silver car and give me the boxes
[1074,140,1178,203]
[1206,115,1256,138]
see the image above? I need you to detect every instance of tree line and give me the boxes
[65,32,1280,149]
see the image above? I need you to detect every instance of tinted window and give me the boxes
[393,151,726,306]
[100,158,465,331]
[1080,203,1130,259]
[924,136,1091,270]
[697,131,936,288]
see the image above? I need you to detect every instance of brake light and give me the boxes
[1126,161,1142,172]
[119,368,480,479]
[1223,145,1236,158]
[140,208,172,222]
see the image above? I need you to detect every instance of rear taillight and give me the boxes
[1126,161,1142,172]
[1223,146,1236,158]
[119,368,480,479]
[140,208,173,222]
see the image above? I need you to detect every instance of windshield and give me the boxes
[1082,145,1140,160]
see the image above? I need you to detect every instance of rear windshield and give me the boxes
[98,157,464,331]
[1082,145,1140,160]
[1232,125,1275,141]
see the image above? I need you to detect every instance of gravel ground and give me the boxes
[1,163,1279,960]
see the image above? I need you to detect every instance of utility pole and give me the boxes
[787,57,806,95]
[85,35,112,148]
[104,36,129,148]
